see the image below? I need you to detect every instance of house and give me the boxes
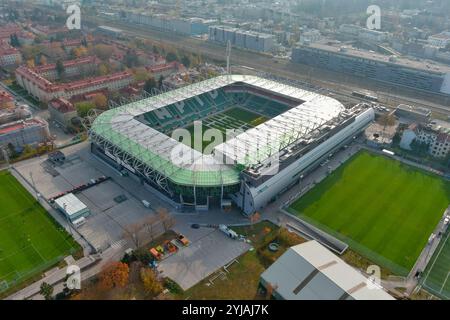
[48,98,77,129]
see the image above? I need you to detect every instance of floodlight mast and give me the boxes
[226,40,231,75]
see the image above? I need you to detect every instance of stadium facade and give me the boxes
[90,75,374,215]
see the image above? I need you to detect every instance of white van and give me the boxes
[72,217,87,228]
[142,200,151,208]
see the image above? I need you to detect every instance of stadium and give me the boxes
[90,75,374,215]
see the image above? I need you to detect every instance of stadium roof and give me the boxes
[90,75,345,187]
[260,241,394,300]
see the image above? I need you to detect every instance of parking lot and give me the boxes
[14,144,159,252]
[157,228,251,290]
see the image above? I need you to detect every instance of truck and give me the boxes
[219,224,238,239]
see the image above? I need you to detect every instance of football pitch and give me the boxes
[0,171,80,290]
[184,106,268,152]
[288,151,450,276]
[422,228,450,299]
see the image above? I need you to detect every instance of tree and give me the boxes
[140,268,163,296]
[93,44,113,61]
[181,55,191,68]
[165,51,178,62]
[158,75,164,89]
[156,208,175,232]
[75,101,96,118]
[39,55,47,65]
[133,67,150,82]
[98,262,129,291]
[55,59,65,78]
[124,50,139,68]
[10,33,20,47]
[143,77,157,94]
[93,93,108,109]
[98,63,109,76]
[39,282,54,300]
[26,59,35,68]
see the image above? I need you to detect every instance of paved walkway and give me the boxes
[6,255,99,300]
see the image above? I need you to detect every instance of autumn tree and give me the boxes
[26,59,35,68]
[93,44,113,61]
[140,268,163,297]
[133,67,150,82]
[98,63,109,76]
[98,261,129,291]
[39,55,47,65]
[93,93,108,109]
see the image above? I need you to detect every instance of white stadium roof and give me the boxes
[91,75,345,187]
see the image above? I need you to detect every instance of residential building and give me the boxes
[428,32,450,49]
[0,118,50,150]
[48,98,77,129]
[0,46,22,67]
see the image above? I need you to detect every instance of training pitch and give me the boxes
[0,171,79,289]
[288,151,450,276]
[422,227,450,299]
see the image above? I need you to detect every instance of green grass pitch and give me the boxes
[0,171,80,287]
[288,151,450,276]
[422,228,450,299]
[183,106,268,152]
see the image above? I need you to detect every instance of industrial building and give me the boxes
[260,241,394,300]
[126,12,215,36]
[395,104,431,123]
[208,26,274,52]
[291,43,450,95]
[54,193,90,222]
[90,75,374,215]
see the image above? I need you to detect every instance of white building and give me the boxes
[54,193,90,222]
[260,241,394,300]
[428,32,450,49]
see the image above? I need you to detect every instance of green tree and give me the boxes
[75,101,96,118]
[143,77,157,94]
[158,75,164,89]
[55,59,65,78]
[181,55,191,68]
[39,282,54,300]
[165,51,178,63]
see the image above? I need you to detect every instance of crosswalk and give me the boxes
[110,239,127,250]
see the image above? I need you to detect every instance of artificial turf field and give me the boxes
[184,106,268,152]
[422,228,450,299]
[288,151,450,276]
[0,171,79,289]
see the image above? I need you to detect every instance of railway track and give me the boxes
[86,15,450,116]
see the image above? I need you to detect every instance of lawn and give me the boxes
[288,151,450,276]
[0,171,80,291]
[422,227,450,299]
[183,106,268,153]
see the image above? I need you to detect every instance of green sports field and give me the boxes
[183,106,268,152]
[0,171,80,290]
[288,151,450,276]
[422,228,450,299]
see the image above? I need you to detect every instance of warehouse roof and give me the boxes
[260,241,394,300]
